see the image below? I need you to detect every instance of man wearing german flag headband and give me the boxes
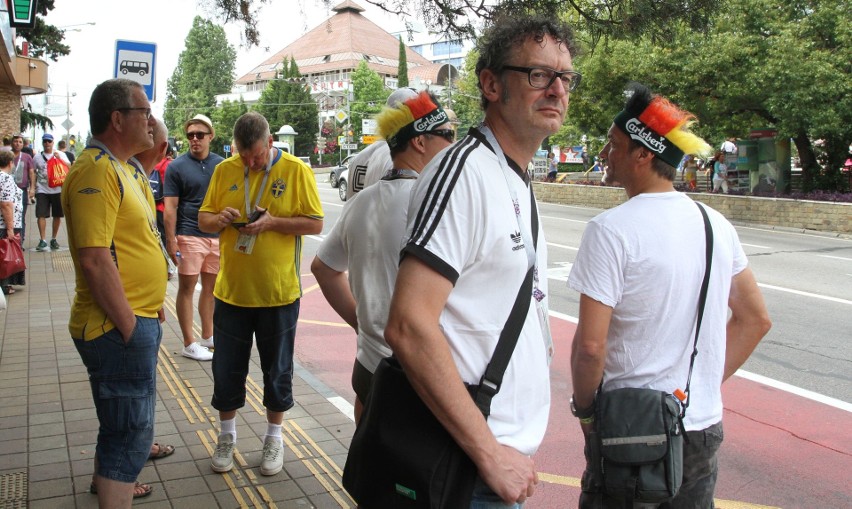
[569,83,771,507]
[311,91,454,422]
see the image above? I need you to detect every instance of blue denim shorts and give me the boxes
[74,316,161,483]
[211,298,299,413]
[470,476,524,509]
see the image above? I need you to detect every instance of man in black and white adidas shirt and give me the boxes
[385,14,580,508]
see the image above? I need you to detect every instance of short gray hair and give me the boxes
[233,112,270,151]
[89,79,143,135]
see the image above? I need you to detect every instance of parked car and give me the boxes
[337,167,349,201]
[329,154,357,188]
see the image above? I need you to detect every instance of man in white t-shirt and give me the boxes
[33,133,71,251]
[344,88,418,200]
[385,15,581,507]
[311,92,454,422]
[568,83,771,508]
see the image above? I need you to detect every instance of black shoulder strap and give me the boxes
[680,201,713,418]
[473,185,539,417]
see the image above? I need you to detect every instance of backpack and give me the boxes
[46,154,69,188]
[148,167,164,202]
[13,156,27,188]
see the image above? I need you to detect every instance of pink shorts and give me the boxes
[176,235,220,275]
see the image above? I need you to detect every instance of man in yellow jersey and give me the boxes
[198,112,323,476]
[62,78,167,507]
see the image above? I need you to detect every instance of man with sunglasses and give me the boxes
[33,133,71,251]
[164,114,224,361]
[311,91,454,423]
[384,14,578,507]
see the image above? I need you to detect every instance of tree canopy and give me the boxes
[350,61,389,145]
[164,16,237,148]
[254,57,319,157]
[16,0,69,61]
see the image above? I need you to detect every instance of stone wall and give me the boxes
[533,182,852,235]
[0,85,21,139]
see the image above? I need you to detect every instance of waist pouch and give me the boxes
[342,356,478,508]
[592,387,684,504]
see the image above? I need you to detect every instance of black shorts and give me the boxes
[35,193,63,218]
[351,359,374,406]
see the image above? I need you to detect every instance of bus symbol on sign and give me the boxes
[119,60,149,77]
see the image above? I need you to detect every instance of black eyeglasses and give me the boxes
[186,132,211,140]
[117,107,152,119]
[502,66,582,91]
[424,129,456,143]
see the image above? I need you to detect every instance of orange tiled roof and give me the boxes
[236,0,432,84]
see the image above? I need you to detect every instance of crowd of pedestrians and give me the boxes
[0,12,777,509]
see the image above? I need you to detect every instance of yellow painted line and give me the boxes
[537,472,781,509]
[198,430,250,509]
[241,486,264,507]
[538,472,581,487]
[158,347,206,422]
[256,485,277,507]
[290,420,345,477]
[715,500,781,509]
[302,282,320,294]
[298,318,352,328]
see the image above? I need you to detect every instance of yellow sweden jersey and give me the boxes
[200,150,323,307]
[62,146,167,340]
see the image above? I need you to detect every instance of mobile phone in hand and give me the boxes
[247,208,266,223]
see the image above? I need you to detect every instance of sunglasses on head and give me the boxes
[186,132,210,140]
[425,129,455,143]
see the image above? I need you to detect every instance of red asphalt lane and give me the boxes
[296,280,852,508]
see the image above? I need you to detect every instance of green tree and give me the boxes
[20,105,53,132]
[212,0,719,50]
[164,16,237,146]
[448,49,483,134]
[210,99,249,155]
[254,57,319,157]
[397,36,409,87]
[350,61,389,149]
[16,0,69,61]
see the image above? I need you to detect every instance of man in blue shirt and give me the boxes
[164,114,224,361]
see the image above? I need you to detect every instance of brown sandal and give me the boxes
[149,442,176,460]
[89,481,153,498]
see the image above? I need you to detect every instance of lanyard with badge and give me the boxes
[87,140,171,270]
[235,148,273,255]
[480,125,554,364]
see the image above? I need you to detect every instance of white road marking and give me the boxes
[328,396,355,422]
[818,254,852,262]
[540,214,588,224]
[758,283,852,306]
[548,312,850,412]
[741,243,771,249]
[735,370,852,413]
[547,242,579,251]
[548,262,574,282]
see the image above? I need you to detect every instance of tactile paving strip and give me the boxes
[0,471,27,508]
[51,250,74,272]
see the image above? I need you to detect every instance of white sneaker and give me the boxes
[198,336,214,349]
[259,436,283,475]
[181,342,213,361]
[211,433,235,473]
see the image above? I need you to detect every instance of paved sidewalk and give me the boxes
[0,217,356,508]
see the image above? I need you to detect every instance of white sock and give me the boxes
[265,423,283,443]
[220,418,237,441]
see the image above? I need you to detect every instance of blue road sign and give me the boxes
[114,40,157,102]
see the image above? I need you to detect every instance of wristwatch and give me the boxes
[570,395,595,419]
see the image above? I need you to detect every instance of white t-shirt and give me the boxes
[33,150,71,195]
[403,128,551,455]
[568,192,748,431]
[345,141,392,200]
[317,172,418,372]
